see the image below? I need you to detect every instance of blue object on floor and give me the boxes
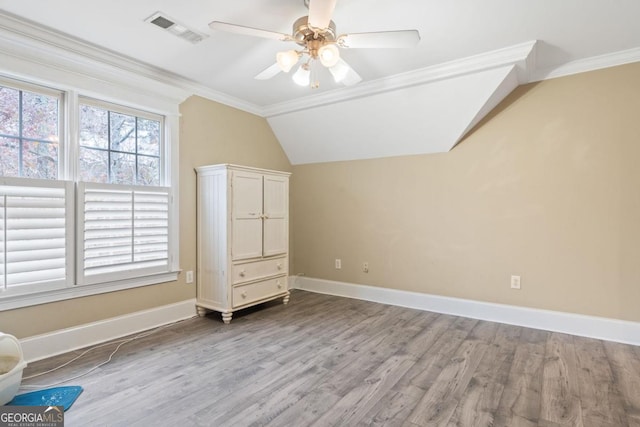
[7,386,83,411]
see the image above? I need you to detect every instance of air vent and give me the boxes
[151,16,174,29]
[145,12,207,44]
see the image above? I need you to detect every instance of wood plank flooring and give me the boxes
[20,290,640,426]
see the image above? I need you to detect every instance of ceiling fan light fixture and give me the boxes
[211,0,421,88]
[276,50,299,72]
[318,43,340,67]
[329,58,349,82]
[292,63,311,86]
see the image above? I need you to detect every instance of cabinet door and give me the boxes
[231,171,263,260]
[263,174,288,257]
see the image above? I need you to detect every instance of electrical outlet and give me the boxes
[363,262,369,273]
[335,259,342,269]
[510,275,521,290]
[186,270,194,284]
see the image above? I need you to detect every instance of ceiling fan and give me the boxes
[209,0,420,89]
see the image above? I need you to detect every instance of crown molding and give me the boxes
[0,10,537,118]
[530,46,640,83]
[0,11,186,102]
[0,10,262,115]
[187,84,264,116]
[3,6,639,120]
[262,42,640,118]
[261,40,538,117]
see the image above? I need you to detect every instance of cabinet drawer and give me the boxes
[232,277,287,308]
[232,257,287,284]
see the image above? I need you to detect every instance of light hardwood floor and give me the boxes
[21,290,640,426]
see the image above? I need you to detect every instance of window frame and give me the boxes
[78,97,165,187]
[0,75,179,312]
[0,76,65,181]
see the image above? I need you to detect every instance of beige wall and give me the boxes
[291,62,640,322]
[0,95,291,338]
[2,62,638,338]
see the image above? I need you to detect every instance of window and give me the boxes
[0,82,61,180]
[79,100,162,186]
[0,76,176,309]
[76,99,169,286]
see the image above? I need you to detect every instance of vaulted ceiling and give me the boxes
[1,1,639,164]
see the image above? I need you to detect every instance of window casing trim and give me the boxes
[0,270,179,311]
[0,75,63,99]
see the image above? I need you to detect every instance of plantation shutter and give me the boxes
[0,179,73,296]
[78,182,171,285]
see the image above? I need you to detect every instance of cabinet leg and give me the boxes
[283,291,290,305]
[222,312,233,324]
[196,306,207,317]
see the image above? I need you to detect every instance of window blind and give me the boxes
[0,179,73,295]
[78,182,171,285]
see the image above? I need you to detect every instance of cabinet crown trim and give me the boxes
[195,163,291,177]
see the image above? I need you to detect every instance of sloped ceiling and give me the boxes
[270,64,521,164]
[1,1,640,164]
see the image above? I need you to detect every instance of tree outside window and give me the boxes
[0,85,60,179]
[79,103,161,186]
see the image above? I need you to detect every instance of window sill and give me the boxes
[0,271,180,311]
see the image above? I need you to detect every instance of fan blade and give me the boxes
[255,63,282,80]
[329,58,362,86]
[339,30,420,48]
[308,0,337,29]
[340,65,362,87]
[209,21,292,42]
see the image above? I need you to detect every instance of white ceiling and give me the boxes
[1,1,639,164]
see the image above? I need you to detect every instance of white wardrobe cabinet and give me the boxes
[196,164,290,324]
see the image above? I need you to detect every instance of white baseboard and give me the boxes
[19,299,197,363]
[292,277,640,346]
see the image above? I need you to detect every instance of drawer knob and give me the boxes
[277,263,282,270]
[277,282,283,289]
[241,291,247,298]
[239,270,245,277]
